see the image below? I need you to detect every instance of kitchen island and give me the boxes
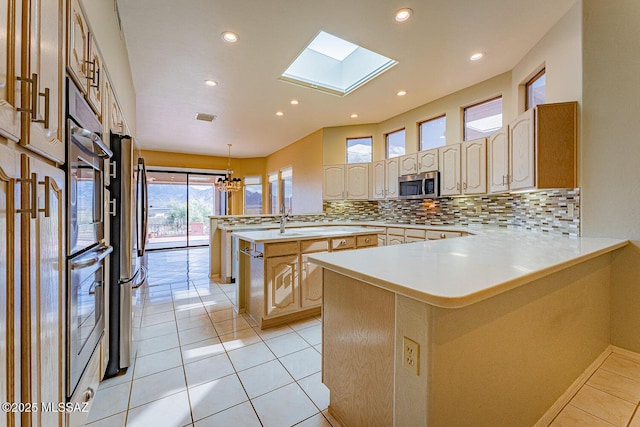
[233,226,383,328]
[308,231,628,427]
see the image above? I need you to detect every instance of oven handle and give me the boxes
[71,245,113,270]
[70,124,114,158]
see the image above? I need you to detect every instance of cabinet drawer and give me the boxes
[67,344,101,427]
[265,241,299,257]
[404,229,426,239]
[356,234,377,247]
[301,239,329,253]
[387,227,405,236]
[426,230,462,240]
[331,236,356,250]
[405,237,426,243]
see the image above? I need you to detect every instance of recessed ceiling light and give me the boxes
[205,80,218,87]
[221,31,239,43]
[470,52,485,61]
[350,113,359,118]
[394,8,413,23]
[276,111,284,116]
[397,90,407,96]
[290,99,299,105]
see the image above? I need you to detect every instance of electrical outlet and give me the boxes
[568,203,575,218]
[403,337,420,376]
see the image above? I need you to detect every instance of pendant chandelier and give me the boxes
[215,144,242,192]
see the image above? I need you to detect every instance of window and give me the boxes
[386,129,405,158]
[347,137,373,163]
[464,97,503,141]
[268,172,279,214]
[243,176,262,214]
[526,69,546,110]
[419,116,446,151]
[281,167,293,213]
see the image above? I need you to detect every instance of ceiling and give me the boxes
[117,0,575,158]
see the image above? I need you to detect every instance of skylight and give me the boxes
[280,31,398,96]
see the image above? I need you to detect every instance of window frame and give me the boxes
[463,96,503,141]
[346,136,373,164]
[268,172,279,214]
[243,175,263,215]
[525,68,546,110]
[385,128,406,159]
[418,115,447,151]
[280,167,293,213]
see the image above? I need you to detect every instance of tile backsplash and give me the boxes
[214,188,580,236]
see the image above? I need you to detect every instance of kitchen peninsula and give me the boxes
[308,231,628,426]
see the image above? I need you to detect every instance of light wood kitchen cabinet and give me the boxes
[0,0,23,142]
[439,144,461,196]
[370,160,386,199]
[385,157,399,198]
[0,142,21,427]
[487,125,509,193]
[21,0,65,164]
[86,34,103,116]
[301,253,325,309]
[265,254,300,317]
[21,152,65,427]
[417,148,439,173]
[323,163,369,200]
[509,102,577,191]
[105,79,124,134]
[426,230,463,240]
[68,0,89,92]
[461,138,487,195]
[399,153,418,176]
[387,227,405,245]
[345,163,369,200]
[322,164,345,200]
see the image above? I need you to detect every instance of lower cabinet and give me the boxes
[67,344,100,427]
[265,254,300,317]
[300,253,326,309]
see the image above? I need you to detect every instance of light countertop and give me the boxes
[232,225,385,243]
[308,230,628,309]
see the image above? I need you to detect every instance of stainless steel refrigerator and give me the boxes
[106,133,148,377]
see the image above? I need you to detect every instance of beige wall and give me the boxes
[80,0,137,135]
[265,129,324,214]
[580,0,640,352]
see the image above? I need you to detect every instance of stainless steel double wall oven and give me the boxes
[66,78,113,399]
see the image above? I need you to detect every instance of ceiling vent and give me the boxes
[195,113,216,122]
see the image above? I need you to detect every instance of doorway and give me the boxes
[146,170,225,250]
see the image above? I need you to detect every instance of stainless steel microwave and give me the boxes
[398,171,439,199]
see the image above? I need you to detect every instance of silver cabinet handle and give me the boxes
[16,174,51,218]
[364,237,371,244]
[340,239,347,246]
[108,198,117,217]
[440,233,447,239]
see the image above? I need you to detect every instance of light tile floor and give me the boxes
[86,247,339,427]
[548,352,640,426]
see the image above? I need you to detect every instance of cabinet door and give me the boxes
[105,80,124,134]
[266,254,299,316]
[300,253,325,309]
[68,0,89,91]
[388,236,404,245]
[461,138,487,195]
[345,163,368,200]
[439,144,461,196]
[23,0,65,163]
[487,125,509,193]
[371,160,385,199]
[0,143,20,427]
[398,153,418,176]
[509,109,535,191]
[86,34,103,117]
[23,154,64,427]
[0,0,22,141]
[385,158,399,198]
[322,165,345,200]
[417,149,438,173]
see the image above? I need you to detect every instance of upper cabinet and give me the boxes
[488,102,577,193]
[417,148,439,173]
[399,153,418,176]
[0,0,23,142]
[105,79,124,134]
[86,34,104,116]
[461,138,487,195]
[68,0,89,93]
[19,0,65,164]
[439,144,461,196]
[323,164,369,201]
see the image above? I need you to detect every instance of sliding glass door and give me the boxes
[146,170,223,250]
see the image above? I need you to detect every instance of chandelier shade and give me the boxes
[215,144,242,192]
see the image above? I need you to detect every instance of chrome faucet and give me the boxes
[279,204,289,233]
